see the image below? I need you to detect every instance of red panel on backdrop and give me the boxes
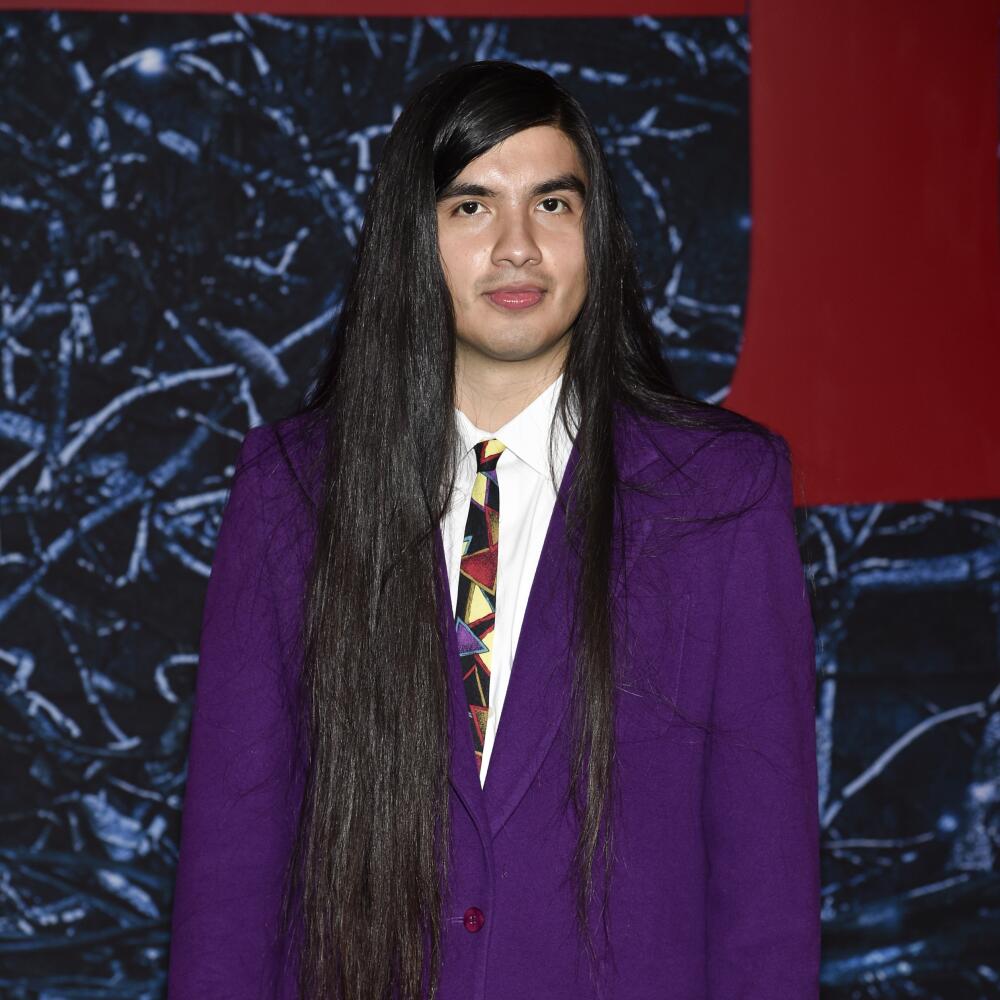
[732,0,1000,506]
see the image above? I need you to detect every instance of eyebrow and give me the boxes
[437,171,587,203]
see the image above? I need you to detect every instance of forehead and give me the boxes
[455,126,586,184]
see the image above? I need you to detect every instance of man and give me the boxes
[168,60,820,999]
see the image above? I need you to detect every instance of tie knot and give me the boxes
[474,438,506,472]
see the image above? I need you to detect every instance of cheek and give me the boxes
[439,236,483,300]
[439,247,467,295]
[555,241,587,304]
[545,225,583,262]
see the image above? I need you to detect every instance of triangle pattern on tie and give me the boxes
[459,549,498,593]
[454,437,506,776]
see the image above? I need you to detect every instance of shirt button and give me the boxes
[462,906,485,933]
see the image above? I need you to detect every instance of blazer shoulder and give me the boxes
[225,411,326,582]
[235,409,327,511]
[616,402,793,520]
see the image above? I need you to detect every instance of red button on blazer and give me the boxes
[462,906,485,933]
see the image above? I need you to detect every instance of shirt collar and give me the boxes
[454,372,575,479]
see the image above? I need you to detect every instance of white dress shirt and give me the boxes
[442,373,577,787]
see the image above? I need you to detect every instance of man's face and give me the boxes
[436,125,588,368]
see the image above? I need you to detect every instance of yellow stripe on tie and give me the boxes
[472,474,487,507]
[467,584,492,625]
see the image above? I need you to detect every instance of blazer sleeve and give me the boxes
[167,426,303,1000]
[702,440,821,997]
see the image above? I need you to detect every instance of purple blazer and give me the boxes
[167,405,821,999]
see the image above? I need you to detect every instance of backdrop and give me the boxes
[0,2,997,997]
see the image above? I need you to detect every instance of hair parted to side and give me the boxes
[268,59,780,999]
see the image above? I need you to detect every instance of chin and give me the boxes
[467,332,563,363]
[467,315,571,355]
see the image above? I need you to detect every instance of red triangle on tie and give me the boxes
[459,547,497,592]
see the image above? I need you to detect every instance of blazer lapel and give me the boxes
[435,406,665,840]
[431,446,588,841]
[479,440,583,837]
[476,410,659,837]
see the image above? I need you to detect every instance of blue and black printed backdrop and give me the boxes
[0,8,997,999]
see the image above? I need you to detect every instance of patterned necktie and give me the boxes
[455,438,506,774]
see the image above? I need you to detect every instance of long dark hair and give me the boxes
[272,59,779,999]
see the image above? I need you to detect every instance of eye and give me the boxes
[539,197,569,213]
[452,200,484,216]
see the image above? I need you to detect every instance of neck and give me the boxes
[454,340,568,432]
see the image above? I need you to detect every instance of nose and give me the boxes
[490,208,542,268]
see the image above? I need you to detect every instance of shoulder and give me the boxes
[224,410,327,580]
[234,409,327,510]
[613,399,793,520]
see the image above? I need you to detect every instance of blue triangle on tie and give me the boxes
[485,468,498,484]
[455,618,489,656]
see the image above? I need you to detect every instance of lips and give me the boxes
[485,288,545,310]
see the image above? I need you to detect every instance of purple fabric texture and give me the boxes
[167,406,821,999]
